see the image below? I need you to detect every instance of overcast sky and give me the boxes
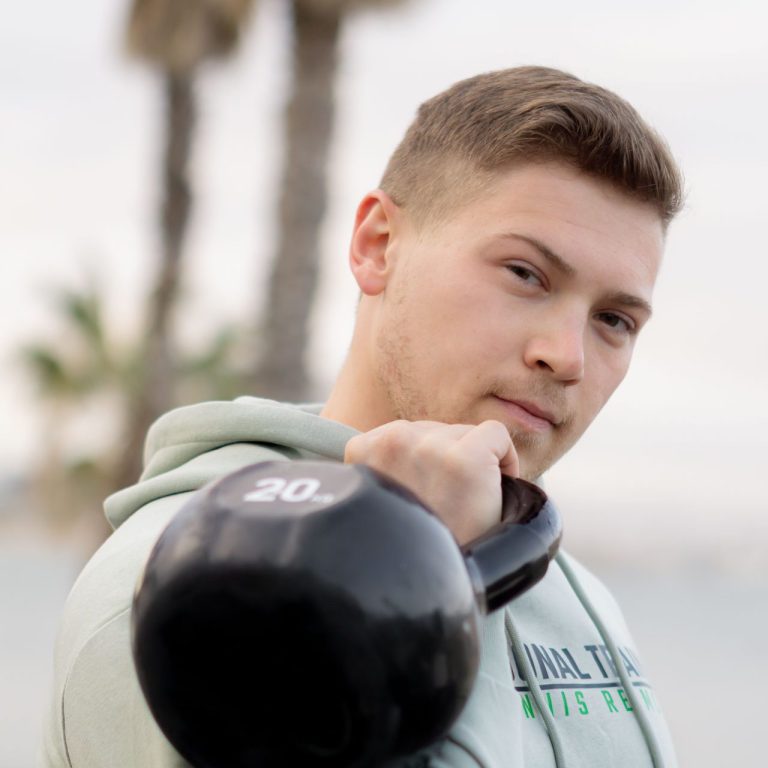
[2,0,766,565]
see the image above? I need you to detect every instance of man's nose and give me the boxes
[523,316,585,384]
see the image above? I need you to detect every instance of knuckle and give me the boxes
[481,418,507,433]
[343,434,366,463]
[480,419,512,441]
[441,446,472,479]
[357,422,413,466]
[412,432,459,468]
[378,424,410,451]
[412,429,442,454]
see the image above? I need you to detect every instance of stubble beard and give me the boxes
[375,309,432,423]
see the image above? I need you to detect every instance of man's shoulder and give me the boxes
[105,397,356,530]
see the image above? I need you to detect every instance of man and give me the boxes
[44,66,682,767]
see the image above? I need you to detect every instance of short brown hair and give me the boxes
[380,66,683,228]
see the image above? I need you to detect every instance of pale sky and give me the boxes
[2,0,767,565]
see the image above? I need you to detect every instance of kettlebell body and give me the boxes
[132,460,561,768]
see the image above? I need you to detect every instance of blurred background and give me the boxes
[1,0,766,765]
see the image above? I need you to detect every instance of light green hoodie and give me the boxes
[43,397,677,768]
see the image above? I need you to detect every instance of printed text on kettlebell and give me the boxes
[243,477,335,504]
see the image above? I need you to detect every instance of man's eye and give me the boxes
[506,264,543,286]
[595,311,635,334]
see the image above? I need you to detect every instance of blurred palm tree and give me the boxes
[21,277,248,551]
[20,279,134,546]
[123,0,256,486]
[253,0,407,401]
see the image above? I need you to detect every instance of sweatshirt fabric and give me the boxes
[42,397,678,768]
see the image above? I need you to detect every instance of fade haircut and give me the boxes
[380,66,683,229]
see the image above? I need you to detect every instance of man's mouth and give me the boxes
[493,396,560,431]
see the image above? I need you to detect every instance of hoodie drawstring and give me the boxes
[505,611,569,768]
[555,554,666,768]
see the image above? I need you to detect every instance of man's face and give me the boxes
[371,162,664,480]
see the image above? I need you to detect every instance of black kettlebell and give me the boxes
[132,460,561,768]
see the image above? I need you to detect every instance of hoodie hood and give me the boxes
[104,397,358,530]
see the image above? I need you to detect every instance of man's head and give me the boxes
[325,67,683,481]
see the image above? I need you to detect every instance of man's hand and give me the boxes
[344,420,519,545]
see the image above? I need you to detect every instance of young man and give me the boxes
[44,67,683,767]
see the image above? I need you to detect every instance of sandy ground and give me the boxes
[1,526,765,768]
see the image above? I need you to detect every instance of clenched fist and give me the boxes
[344,420,519,545]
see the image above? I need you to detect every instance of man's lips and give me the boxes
[493,396,560,430]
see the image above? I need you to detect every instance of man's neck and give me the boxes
[320,353,395,433]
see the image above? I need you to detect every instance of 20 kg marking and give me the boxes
[243,477,333,504]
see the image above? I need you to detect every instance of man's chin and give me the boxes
[514,439,559,483]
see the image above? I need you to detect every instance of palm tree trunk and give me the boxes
[253,2,340,401]
[116,71,196,489]
[148,71,194,408]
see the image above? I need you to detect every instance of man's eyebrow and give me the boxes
[495,232,577,276]
[495,232,653,317]
[603,291,653,318]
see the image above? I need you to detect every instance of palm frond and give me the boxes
[19,345,71,393]
[126,0,257,73]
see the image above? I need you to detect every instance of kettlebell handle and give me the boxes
[461,476,562,613]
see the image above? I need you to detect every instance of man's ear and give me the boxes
[349,190,402,296]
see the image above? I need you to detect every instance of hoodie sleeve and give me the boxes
[42,442,293,768]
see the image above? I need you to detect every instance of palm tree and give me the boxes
[21,277,249,553]
[253,0,407,401]
[20,280,128,547]
[122,0,256,486]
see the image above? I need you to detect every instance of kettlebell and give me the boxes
[132,460,561,768]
